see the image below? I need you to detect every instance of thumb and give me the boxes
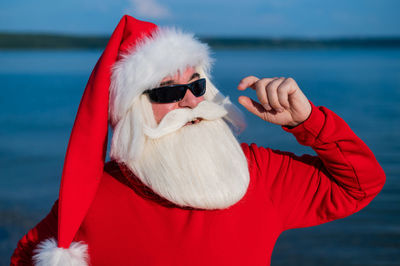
[238,96,266,119]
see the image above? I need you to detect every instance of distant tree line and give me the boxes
[0,33,109,49]
[1,32,400,50]
[202,37,400,49]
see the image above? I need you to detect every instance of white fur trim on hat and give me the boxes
[109,27,212,126]
[33,238,89,266]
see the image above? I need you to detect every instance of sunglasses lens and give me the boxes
[148,86,186,103]
[146,78,206,103]
[190,79,206,97]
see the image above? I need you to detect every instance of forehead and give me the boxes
[161,66,196,83]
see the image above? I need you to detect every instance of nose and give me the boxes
[178,89,204,109]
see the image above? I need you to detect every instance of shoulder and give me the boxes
[241,143,272,163]
[241,143,314,173]
[241,143,274,174]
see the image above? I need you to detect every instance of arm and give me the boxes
[10,201,59,265]
[244,103,385,230]
[238,76,385,230]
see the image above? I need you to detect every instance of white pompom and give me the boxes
[33,238,89,266]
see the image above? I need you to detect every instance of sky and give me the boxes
[0,0,399,38]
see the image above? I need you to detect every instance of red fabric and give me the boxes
[11,104,385,265]
[57,15,157,248]
[10,202,58,265]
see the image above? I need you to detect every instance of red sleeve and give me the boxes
[244,103,385,231]
[10,201,59,265]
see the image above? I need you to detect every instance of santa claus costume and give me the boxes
[11,15,385,266]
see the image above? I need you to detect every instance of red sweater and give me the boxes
[11,105,385,265]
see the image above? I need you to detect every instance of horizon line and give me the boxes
[1,32,400,50]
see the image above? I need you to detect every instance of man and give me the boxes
[11,15,385,265]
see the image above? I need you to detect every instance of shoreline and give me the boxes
[1,33,400,50]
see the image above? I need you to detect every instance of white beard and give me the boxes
[114,100,250,210]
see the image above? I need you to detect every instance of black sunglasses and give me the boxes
[143,78,206,103]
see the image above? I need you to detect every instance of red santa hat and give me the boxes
[33,15,212,265]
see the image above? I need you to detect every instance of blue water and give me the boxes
[1,48,399,265]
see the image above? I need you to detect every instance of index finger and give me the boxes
[237,76,275,91]
[237,76,259,91]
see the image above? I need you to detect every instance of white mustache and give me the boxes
[143,100,228,139]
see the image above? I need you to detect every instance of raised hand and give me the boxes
[237,76,312,127]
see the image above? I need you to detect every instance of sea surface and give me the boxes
[0,48,399,265]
